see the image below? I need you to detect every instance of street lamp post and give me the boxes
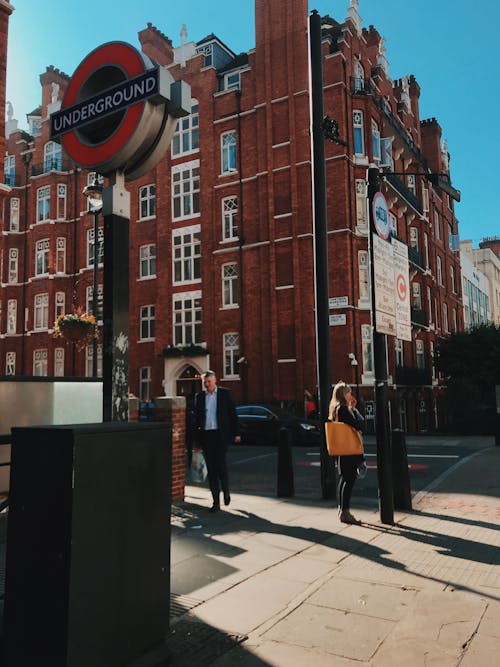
[83,176,103,378]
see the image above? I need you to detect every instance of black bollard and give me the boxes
[391,428,412,511]
[277,427,294,497]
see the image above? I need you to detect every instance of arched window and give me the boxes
[44,141,62,172]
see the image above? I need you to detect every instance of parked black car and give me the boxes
[236,405,321,446]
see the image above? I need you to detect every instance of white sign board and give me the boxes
[373,234,396,336]
[329,314,346,326]
[329,296,349,309]
[392,238,412,341]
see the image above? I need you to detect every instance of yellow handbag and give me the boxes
[324,421,364,456]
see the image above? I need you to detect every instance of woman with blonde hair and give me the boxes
[329,381,365,524]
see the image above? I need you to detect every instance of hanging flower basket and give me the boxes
[53,311,98,351]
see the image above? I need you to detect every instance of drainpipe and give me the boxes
[236,89,247,402]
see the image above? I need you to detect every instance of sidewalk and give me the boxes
[168,439,500,666]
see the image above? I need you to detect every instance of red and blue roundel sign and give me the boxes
[372,191,390,239]
[51,42,190,180]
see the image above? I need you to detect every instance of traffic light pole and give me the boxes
[309,10,336,499]
[367,167,394,525]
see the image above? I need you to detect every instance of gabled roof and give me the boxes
[196,33,236,58]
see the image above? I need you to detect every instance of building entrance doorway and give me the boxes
[176,365,200,400]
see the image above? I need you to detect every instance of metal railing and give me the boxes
[408,245,425,270]
[351,76,372,95]
[31,158,69,176]
[410,307,427,327]
[385,173,422,215]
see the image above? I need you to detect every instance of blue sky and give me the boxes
[5,0,498,243]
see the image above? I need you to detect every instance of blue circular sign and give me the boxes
[372,192,390,239]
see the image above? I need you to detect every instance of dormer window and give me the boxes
[198,43,213,67]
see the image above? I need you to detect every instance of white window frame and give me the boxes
[407,174,416,195]
[7,299,17,335]
[355,179,368,230]
[223,332,240,379]
[443,303,449,332]
[436,256,443,286]
[222,263,238,308]
[44,141,62,172]
[8,248,18,283]
[85,285,103,321]
[10,197,20,231]
[33,349,48,376]
[173,291,202,346]
[221,130,237,174]
[6,351,16,375]
[140,305,155,341]
[450,265,455,293]
[85,344,103,378]
[34,293,49,331]
[35,239,50,277]
[55,291,65,319]
[56,237,66,274]
[353,110,365,156]
[224,72,241,91]
[409,227,419,250]
[139,184,156,220]
[424,233,429,269]
[434,210,440,240]
[87,227,104,267]
[139,366,152,401]
[54,347,65,377]
[37,186,51,222]
[172,160,200,221]
[358,250,370,306]
[172,226,201,285]
[412,282,422,310]
[139,244,157,279]
[56,184,67,220]
[361,324,374,377]
[171,100,199,157]
[416,339,425,369]
[371,120,380,162]
[422,187,429,215]
[4,154,15,184]
[222,196,238,241]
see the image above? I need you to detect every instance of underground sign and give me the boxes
[51,41,190,180]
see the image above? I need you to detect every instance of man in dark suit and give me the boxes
[194,370,240,512]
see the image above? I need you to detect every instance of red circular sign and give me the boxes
[396,273,407,301]
[61,42,146,167]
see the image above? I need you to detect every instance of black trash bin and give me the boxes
[3,422,172,667]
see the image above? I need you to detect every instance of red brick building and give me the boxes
[1,0,462,433]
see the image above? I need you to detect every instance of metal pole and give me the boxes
[92,209,99,378]
[102,170,130,422]
[309,10,336,499]
[367,167,394,525]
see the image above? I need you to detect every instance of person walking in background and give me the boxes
[328,381,365,525]
[194,370,241,512]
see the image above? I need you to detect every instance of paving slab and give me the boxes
[263,600,394,661]
[192,571,307,635]
[308,575,419,622]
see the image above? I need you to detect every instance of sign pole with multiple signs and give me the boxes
[368,167,394,525]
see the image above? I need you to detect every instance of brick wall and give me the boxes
[129,395,186,501]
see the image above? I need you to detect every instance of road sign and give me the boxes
[329,314,346,326]
[329,296,348,309]
[392,238,412,341]
[372,191,390,239]
[373,234,396,335]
